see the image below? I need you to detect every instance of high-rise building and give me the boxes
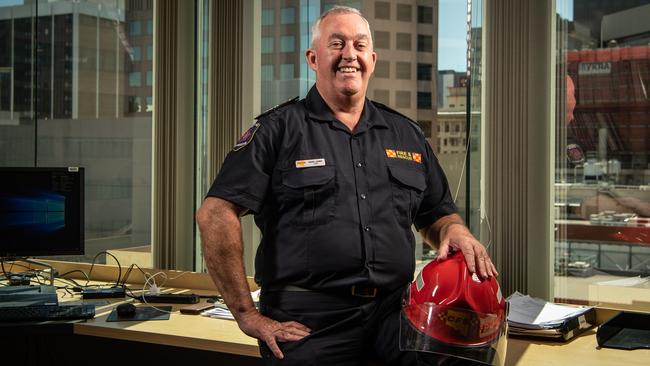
[260,0,440,142]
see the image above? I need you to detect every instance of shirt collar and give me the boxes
[306,86,389,133]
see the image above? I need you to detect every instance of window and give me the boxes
[397,4,412,22]
[417,63,432,80]
[418,6,434,24]
[417,34,433,52]
[0,1,155,265]
[129,21,141,36]
[281,7,295,25]
[374,60,390,78]
[262,9,274,26]
[128,96,142,113]
[396,90,411,108]
[145,96,153,112]
[396,62,411,80]
[280,63,294,79]
[147,19,153,35]
[374,31,390,49]
[375,2,390,20]
[261,64,274,81]
[375,89,389,105]
[445,123,450,132]
[396,33,411,51]
[262,37,274,53]
[129,72,142,87]
[554,0,650,308]
[147,45,153,60]
[131,46,141,61]
[280,35,295,52]
[146,71,153,86]
[417,92,432,109]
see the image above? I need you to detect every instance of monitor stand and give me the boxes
[1,257,55,286]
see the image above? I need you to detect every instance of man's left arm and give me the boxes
[420,213,498,278]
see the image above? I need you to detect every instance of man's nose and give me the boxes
[341,42,357,61]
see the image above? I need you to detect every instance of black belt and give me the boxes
[263,284,381,298]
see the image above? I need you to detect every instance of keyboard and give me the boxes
[0,304,96,322]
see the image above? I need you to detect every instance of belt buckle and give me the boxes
[351,285,377,298]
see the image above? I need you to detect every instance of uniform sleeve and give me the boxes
[205,116,281,213]
[413,142,458,230]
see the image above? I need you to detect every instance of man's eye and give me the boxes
[356,43,367,49]
[331,42,343,48]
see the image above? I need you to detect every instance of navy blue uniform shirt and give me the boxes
[207,86,457,292]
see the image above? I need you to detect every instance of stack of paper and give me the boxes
[200,290,260,321]
[507,292,594,339]
[201,303,234,320]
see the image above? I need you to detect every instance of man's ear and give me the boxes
[305,49,317,71]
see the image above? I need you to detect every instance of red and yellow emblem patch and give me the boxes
[385,149,422,164]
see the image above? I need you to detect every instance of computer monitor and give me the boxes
[0,167,84,257]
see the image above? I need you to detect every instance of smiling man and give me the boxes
[196,6,497,366]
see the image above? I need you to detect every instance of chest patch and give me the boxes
[385,149,422,163]
[233,122,261,151]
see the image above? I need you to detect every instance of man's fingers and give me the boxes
[275,330,307,342]
[264,336,284,360]
[476,255,488,278]
[490,261,499,277]
[437,240,450,260]
[460,246,476,273]
[282,321,311,332]
[275,326,310,338]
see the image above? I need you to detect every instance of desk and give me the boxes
[3,262,649,365]
[71,297,649,366]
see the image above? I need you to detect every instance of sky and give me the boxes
[438,0,469,72]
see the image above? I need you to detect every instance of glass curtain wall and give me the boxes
[554,0,650,307]
[0,0,154,266]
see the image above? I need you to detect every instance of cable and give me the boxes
[86,251,122,287]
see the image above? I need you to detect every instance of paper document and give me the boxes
[202,304,234,320]
[507,292,593,329]
[201,290,261,321]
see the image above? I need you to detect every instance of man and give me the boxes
[196,6,497,366]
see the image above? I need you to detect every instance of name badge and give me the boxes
[295,158,326,168]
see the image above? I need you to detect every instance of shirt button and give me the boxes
[364,226,371,232]
[360,193,367,200]
[356,162,363,168]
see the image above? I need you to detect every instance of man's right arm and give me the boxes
[195,197,310,359]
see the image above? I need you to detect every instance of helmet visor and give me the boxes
[399,303,508,365]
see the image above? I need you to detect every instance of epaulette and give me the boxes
[255,96,299,120]
[371,100,423,135]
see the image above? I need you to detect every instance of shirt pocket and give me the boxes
[281,166,337,226]
[387,164,426,227]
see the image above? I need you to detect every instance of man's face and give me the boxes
[306,13,376,99]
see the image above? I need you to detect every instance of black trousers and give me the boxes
[258,287,415,366]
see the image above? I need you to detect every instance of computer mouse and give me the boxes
[116,303,136,317]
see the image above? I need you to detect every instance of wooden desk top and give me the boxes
[74,301,650,364]
[74,307,260,357]
[506,330,649,366]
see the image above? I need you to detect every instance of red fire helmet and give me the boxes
[400,251,508,365]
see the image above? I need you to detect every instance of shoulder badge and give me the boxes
[254,96,299,120]
[371,100,423,135]
[233,121,261,151]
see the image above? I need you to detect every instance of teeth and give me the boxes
[338,67,357,73]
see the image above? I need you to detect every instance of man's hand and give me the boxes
[437,223,498,278]
[237,309,311,360]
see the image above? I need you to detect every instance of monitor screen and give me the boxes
[0,167,84,257]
